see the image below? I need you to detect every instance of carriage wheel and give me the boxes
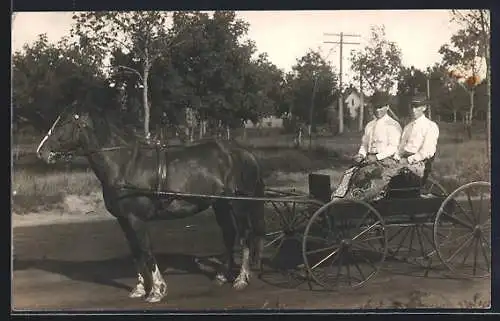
[385,177,449,268]
[434,181,491,278]
[261,200,322,286]
[422,176,448,197]
[302,199,388,290]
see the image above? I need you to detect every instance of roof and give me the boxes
[344,87,369,99]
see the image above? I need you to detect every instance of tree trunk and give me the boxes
[453,110,457,123]
[481,10,491,160]
[143,59,151,139]
[466,91,474,139]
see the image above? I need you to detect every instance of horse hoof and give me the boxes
[145,294,163,303]
[232,279,249,291]
[128,285,146,298]
[145,291,166,303]
[215,273,228,286]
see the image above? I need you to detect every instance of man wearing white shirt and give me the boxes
[394,94,440,178]
[354,105,402,165]
[333,93,439,201]
[332,95,402,200]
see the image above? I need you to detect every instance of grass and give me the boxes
[11,169,101,214]
[11,121,490,214]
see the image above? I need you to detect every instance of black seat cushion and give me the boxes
[386,156,435,199]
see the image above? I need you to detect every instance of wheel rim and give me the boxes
[385,223,444,268]
[263,200,322,270]
[422,177,448,197]
[434,181,491,278]
[385,177,450,268]
[302,199,388,290]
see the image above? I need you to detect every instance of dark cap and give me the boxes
[370,91,391,109]
[410,93,431,107]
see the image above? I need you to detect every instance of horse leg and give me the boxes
[249,180,266,274]
[212,200,237,285]
[118,212,167,303]
[116,216,147,298]
[233,234,252,290]
[249,200,266,274]
[232,196,266,289]
[231,202,253,290]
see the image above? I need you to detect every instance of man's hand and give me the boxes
[353,154,364,165]
[366,154,378,164]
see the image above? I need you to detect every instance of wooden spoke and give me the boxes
[302,199,387,290]
[434,181,491,278]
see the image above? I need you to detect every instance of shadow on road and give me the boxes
[13,252,227,292]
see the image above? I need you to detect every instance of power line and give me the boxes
[324,32,361,134]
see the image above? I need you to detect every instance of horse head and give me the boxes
[36,102,95,164]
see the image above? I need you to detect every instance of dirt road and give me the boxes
[12,213,490,311]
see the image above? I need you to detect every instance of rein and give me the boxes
[82,146,131,156]
[37,108,163,161]
[51,146,133,161]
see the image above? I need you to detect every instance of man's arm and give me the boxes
[393,124,409,161]
[357,123,370,157]
[408,122,439,163]
[376,121,402,160]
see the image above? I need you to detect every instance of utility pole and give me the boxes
[324,32,361,134]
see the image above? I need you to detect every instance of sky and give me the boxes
[11,10,464,88]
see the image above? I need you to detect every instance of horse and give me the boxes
[36,104,266,303]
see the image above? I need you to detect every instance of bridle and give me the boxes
[36,111,132,161]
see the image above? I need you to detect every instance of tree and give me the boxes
[165,11,276,137]
[439,26,483,127]
[12,34,115,132]
[396,63,454,122]
[350,25,403,98]
[443,9,490,154]
[281,50,339,134]
[71,11,185,138]
[248,53,285,120]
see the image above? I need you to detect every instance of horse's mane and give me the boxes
[86,108,140,146]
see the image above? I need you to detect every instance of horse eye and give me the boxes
[74,114,80,120]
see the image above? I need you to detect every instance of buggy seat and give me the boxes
[385,156,435,199]
[308,156,436,203]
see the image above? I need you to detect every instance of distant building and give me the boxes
[244,116,284,128]
[344,87,369,119]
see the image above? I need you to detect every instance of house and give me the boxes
[244,116,284,129]
[344,86,369,119]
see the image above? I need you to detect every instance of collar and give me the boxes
[414,114,427,124]
[375,114,390,122]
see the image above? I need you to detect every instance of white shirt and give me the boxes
[358,114,402,161]
[395,115,439,164]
